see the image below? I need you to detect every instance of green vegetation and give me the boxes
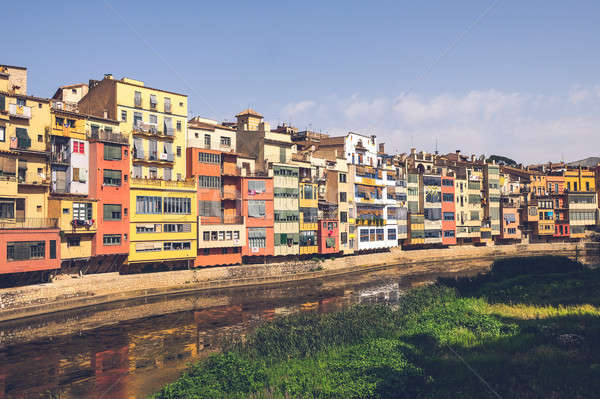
[487,154,518,167]
[153,256,600,398]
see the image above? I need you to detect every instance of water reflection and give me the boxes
[0,260,489,398]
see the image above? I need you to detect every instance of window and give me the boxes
[220,136,231,147]
[37,134,43,142]
[136,196,162,214]
[340,211,348,223]
[103,169,122,186]
[302,184,314,199]
[248,228,266,248]
[150,94,157,108]
[177,146,182,157]
[470,211,480,221]
[136,224,161,233]
[248,180,266,194]
[198,152,220,164]
[163,197,191,214]
[50,240,56,259]
[442,179,453,186]
[339,192,347,202]
[134,91,142,107]
[341,232,348,244]
[198,200,220,217]
[0,126,4,142]
[73,202,92,221]
[103,143,122,160]
[360,229,369,242]
[198,175,221,189]
[121,110,127,121]
[149,114,158,125]
[204,134,211,148]
[299,231,316,246]
[388,228,397,241]
[132,165,142,178]
[586,182,590,191]
[163,241,191,251]
[163,167,172,181]
[103,204,122,221]
[176,121,182,131]
[164,223,191,233]
[442,193,454,202]
[133,112,143,127]
[67,237,81,247]
[443,212,454,221]
[103,234,121,246]
[376,228,384,241]
[7,241,45,261]
[443,230,455,237]
[248,200,266,217]
[0,200,14,219]
[164,97,171,112]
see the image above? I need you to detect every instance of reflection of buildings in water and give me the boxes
[93,345,129,399]
[0,351,58,399]
[358,283,401,304]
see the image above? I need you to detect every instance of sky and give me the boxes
[3,0,600,163]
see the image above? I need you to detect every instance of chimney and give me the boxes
[471,155,475,162]
[378,143,385,154]
[103,109,108,119]
[410,148,416,156]
[455,150,461,156]
[104,73,113,80]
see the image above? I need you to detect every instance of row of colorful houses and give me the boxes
[0,64,598,278]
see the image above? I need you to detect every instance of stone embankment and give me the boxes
[0,242,585,322]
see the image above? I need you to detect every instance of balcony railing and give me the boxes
[18,171,49,185]
[133,122,174,138]
[88,129,128,144]
[50,151,70,164]
[133,151,174,163]
[0,218,58,229]
[9,104,31,119]
[199,216,244,225]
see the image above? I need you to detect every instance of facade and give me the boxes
[441,174,456,245]
[241,175,274,259]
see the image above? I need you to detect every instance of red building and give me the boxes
[318,219,339,254]
[441,175,456,245]
[0,221,60,275]
[547,174,570,238]
[188,147,245,267]
[500,201,521,242]
[88,130,130,268]
[241,175,274,258]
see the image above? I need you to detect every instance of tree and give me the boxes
[488,154,517,167]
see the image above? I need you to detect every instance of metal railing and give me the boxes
[50,151,70,164]
[199,216,244,225]
[88,129,128,144]
[9,104,31,119]
[18,171,49,185]
[0,218,58,229]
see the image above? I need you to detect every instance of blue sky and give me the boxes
[4,1,599,163]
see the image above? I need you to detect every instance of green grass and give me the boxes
[152,256,600,399]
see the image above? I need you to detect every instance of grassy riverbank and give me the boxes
[153,256,600,398]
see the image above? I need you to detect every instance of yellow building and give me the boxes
[79,75,195,268]
[0,65,52,226]
[48,197,98,261]
[564,168,595,193]
[298,180,318,255]
[128,178,197,266]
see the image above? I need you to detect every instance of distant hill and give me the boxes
[567,157,600,168]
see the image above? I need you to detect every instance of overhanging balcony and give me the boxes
[0,218,58,230]
[199,216,244,225]
[88,129,128,144]
[132,122,174,139]
[9,104,31,119]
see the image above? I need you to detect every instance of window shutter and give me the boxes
[0,95,4,111]
[72,167,79,181]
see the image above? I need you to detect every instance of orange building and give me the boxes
[318,219,339,254]
[88,129,130,266]
[241,176,274,258]
[441,175,456,245]
[0,222,60,275]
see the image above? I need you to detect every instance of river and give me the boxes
[0,259,492,398]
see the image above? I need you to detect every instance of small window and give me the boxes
[0,126,5,142]
[121,110,127,122]
[37,134,43,142]
[176,121,182,131]
[177,146,182,157]
[67,237,81,247]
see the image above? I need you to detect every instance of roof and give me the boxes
[0,64,27,70]
[236,108,263,118]
[188,120,236,131]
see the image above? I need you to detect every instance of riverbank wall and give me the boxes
[0,241,588,322]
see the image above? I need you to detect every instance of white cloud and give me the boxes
[276,86,600,164]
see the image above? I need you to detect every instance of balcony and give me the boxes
[222,164,241,176]
[199,216,244,225]
[10,135,31,150]
[0,218,59,230]
[88,129,128,144]
[50,150,70,165]
[132,122,174,139]
[18,171,50,186]
[68,218,96,233]
[132,151,174,163]
[131,177,196,190]
[0,175,17,195]
[9,104,31,119]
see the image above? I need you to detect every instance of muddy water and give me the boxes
[0,260,490,398]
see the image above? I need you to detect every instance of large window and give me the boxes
[340,211,348,223]
[103,204,122,221]
[163,241,191,251]
[0,200,14,219]
[248,200,266,218]
[198,175,220,189]
[103,169,122,186]
[198,200,220,217]
[163,197,191,214]
[220,136,231,147]
[248,228,266,248]
[73,202,92,221]
[443,212,455,221]
[198,152,220,164]
[136,196,162,214]
[388,228,397,241]
[164,223,192,233]
[299,231,316,246]
[104,143,122,160]
[302,184,314,199]
[103,234,121,246]
[442,193,454,202]
[248,180,266,194]
[339,192,347,202]
[7,241,45,261]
